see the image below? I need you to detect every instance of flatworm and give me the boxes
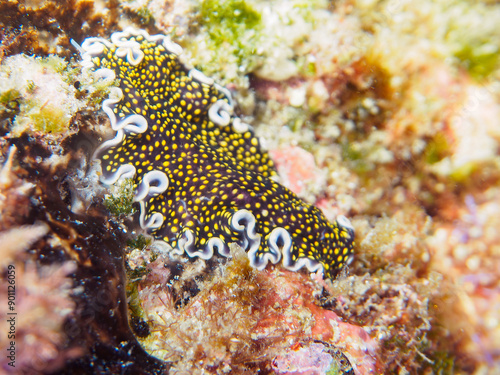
[80,28,354,279]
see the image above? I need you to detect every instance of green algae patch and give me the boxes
[0,53,115,137]
[449,161,478,184]
[342,141,373,175]
[325,362,342,375]
[193,0,263,75]
[425,134,450,165]
[0,54,87,137]
[429,350,455,375]
[122,0,154,24]
[200,0,262,48]
[454,42,499,81]
[103,178,137,217]
[20,101,69,133]
[126,234,152,251]
[0,89,22,123]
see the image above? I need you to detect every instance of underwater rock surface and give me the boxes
[0,0,499,374]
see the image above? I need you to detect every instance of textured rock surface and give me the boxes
[0,0,499,374]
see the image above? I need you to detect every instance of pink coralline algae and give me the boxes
[133,244,377,374]
[269,146,323,198]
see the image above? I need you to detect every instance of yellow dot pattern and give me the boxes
[92,33,354,279]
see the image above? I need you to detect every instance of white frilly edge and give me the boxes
[82,26,252,167]
[168,209,355,275]
[188,68,214,86]
[282,247,323,274]
[232,209,263,264]
[171,229,227,260]
[336,214,354,232]
[80,27,252,231]
[81,28,176,232]
[81,28,332,271]
[278,214,355,275]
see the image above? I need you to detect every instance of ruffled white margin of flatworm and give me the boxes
[80,27,354,275]
[80,26,249,227]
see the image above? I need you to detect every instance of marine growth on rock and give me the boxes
[80,28,354,279]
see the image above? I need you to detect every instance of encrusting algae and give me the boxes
[128,243,372,373]
[0,0,499,374]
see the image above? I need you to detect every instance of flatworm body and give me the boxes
[81,28,354,279]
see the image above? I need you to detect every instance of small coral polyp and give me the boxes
[81,28,354,279]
